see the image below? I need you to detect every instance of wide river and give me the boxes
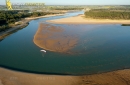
[0,11,130,75]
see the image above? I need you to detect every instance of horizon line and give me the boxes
[0,4,130,5]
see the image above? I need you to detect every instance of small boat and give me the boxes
[40,50,46,53]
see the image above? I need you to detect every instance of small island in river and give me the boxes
[33,23,78,53]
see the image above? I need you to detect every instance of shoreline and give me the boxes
[0,20,29,41]
[1,67,130,85]
[0,67,79,85]
[25,14,64,20]
[47,15,130,24]
[0,14,64,40]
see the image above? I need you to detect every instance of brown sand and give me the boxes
[1,67,130,85]
[79,69,130,85]
[48,15,130,24]
[33,23,78,53]
[0,67,79,85]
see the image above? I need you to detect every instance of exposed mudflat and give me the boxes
[33,23,78,53]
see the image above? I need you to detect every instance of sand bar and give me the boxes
[48,15,130,24]
[33,23,78,53]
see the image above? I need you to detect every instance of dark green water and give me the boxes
[0,11,130,75]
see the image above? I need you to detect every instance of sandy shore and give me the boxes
[1,67,130,85]
[0,67,79,85]
[48,15,130,24]
[79,69,130,85]
[0,14,64,41]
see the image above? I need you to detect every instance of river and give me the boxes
[0,11,130,75]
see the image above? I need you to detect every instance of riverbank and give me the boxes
[0,67,130,85]
[48,15,130,24]
[25,14,64,20]
[0,20,29,41]
[0,14,64,41]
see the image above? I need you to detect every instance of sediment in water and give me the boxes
[33,23,78,53]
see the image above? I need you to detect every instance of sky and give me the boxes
[0,0,130,5]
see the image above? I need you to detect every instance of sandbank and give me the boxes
[48,15,130,24]
[33,23,78,53]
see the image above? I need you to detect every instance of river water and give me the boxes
[0,11,130,75]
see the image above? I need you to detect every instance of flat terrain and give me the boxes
[1,67,130,85]
[48,15,130,24]
[33,23,78,53]
[0,67,79,85]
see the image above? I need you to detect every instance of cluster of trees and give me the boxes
[0,11,31,24]
[30,12,58,17]
[47,6,84,10]
[90,8,130,12]
[0,11,58,32]
[122,24,130,26]
[84,9,130,20]
[0,11,31,32]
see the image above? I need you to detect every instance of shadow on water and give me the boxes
[0,64,77,76]
[0,23,29,41]
[1,64,130,76]
[121,24,130,26]
[0,39,3,42]
[40,51,46,57]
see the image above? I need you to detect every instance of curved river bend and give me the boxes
[0,11,130,75]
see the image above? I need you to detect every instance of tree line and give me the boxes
[84,9,130,20]
[50,7,83,10]
[0,10,58,32]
